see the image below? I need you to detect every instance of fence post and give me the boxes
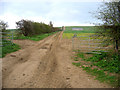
[89,36,90,51]
[72,37,74,50]
[12,32,13,45]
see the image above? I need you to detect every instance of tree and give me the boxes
[16,19,34,36]
[0,20,8,38]
[49,21,53,27]
[16,19,55,36]
[0,20,8,31]
[94,1,120,53]
[49,21,55,32]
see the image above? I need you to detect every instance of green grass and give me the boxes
[6,29,58,41]
[63,33,94,39]
[1,31,58,58]
[82,66,118,87]
[62,26,99,39]
[0,40,21,58]
[85,51,120,73]
[72,51,120,87]
[14,31,58,41]
[77,52,85,58]
[64,26,97,33]
[74,56,79,61]
[72,62,81,67]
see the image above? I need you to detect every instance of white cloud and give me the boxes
[54,21,94,27]
[1,0,115,3]
[0,12,51,29]
[0,12,21,29]
[0,12,94,29]
[0,1,99,29]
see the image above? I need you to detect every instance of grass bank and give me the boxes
[72,50,120,87]
[0,40,20,58]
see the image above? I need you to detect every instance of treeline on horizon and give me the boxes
[16,19,61,36]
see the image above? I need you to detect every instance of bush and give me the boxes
[16,19,60,36]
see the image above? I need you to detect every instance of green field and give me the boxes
[64,26,97,33]
[63,33,94,39]
[63,26,96,39]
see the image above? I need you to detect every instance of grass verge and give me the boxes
[0,40,21,58]
[1,31,58,58]
[14,31,58,41]
[72,50,120,87]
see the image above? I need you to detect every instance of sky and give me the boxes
[0,0,110,29]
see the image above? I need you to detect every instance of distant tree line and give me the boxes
[16,19,61,36]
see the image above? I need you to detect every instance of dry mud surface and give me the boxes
[2,31,111,88]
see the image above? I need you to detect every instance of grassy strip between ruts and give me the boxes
[1,31,58,58]
[72,50,120,87]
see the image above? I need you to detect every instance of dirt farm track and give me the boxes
[2,31,112,88]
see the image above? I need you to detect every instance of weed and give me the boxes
[77,52,84,58]
[82,66,118,87]
[84,51,120,74]
[72,62,81,67]
[74,57,78,61]
[1,40,20,58]
[72,50,119,87]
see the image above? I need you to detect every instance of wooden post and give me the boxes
[89,36,90,51]
[11,32,13,45]
[62,26,65,31]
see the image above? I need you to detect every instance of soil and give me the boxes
[2,31,112,88]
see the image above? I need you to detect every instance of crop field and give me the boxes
[64,26,97,33]
[62,26,112,52]
[63,33,94,39]
[63,26,96,39]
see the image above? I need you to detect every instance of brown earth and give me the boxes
[2,31,112,88]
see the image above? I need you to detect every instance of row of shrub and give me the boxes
[16,19,61,36]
